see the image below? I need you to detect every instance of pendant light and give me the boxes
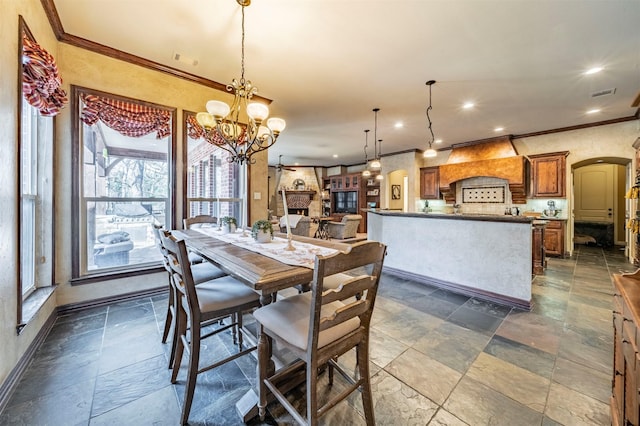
[375,139,384,180]
[369,108,381,170]
[423,80,437,158]
[362,129,371,177]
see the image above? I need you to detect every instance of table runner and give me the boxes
[195,227,338,269]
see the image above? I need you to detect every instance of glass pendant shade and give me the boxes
[424,148,437,158]
[376,173,384,180]
[267,117,286,134]
[362,169,371,177]
[247,102,269,122]
[196,112,216,130]
[205,100,231,119]
[370,159,381,169]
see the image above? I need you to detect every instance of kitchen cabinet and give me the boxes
[529,151,569,198]
[612,270,640,426]
[420,167,440,200]
[544,219,565,257]
[532,222,546,274]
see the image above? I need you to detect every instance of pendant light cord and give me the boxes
[426,80,436,149]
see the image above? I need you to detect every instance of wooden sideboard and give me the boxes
[612,269,640,425]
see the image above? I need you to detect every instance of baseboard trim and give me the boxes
[57,286,167,315]
[383,266,532,311]
[0,308,57,414]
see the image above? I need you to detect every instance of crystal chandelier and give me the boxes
[423,80,437,158]
[362,129,371,177]
[370,108,381,170]
[196,0,285,165]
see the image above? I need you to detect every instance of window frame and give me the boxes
[182,111,243,224]
[16,17,57,331]
[70,85,176,282]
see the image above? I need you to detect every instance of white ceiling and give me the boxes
[54,0,640,167]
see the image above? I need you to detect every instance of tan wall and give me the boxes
[0,0,59,396]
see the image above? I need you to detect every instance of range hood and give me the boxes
[438,136,527,204]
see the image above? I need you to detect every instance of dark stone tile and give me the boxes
[446,306,503,336]
[106,302,156,327]
[0,377,94,425]
[462,297,512,319]
[483,335,556,378]
[429,289,470,307]
[98,325,165,374]
[531,293,568,322]
[553,357,610,404]
[92,354,171,417]
[46,312,106,341]
[56,305,109,324]
[90,385,180,425]
[402,294,460,320]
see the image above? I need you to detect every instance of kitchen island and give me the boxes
[367,210,536,309]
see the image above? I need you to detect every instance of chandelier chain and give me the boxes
[240,4,245,83]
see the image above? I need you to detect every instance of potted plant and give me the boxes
[220,216,237,234]
[251,219,273,243]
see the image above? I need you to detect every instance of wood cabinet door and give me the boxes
[420,167,440,200]
[530,152,568,198]
[543,221,565,257]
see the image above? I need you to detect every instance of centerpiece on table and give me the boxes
[220,216,237,234]
[251,219,273,243]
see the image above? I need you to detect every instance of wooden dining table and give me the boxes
[172,228,351,421]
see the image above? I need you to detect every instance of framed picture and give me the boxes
[391,184,401,199]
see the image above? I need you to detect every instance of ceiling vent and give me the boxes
[172,52,199,66]
[591,88,616,98]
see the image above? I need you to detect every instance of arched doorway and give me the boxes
[572,157,631,255]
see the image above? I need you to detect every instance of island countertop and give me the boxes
[367,210,535,309]
[365,209,534,223]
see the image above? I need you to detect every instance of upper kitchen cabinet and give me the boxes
[529,151,569,198]
[420,167,440,200]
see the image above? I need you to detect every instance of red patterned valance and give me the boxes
[22,34,68,117]
[80,94,171,139]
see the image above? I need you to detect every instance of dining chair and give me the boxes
[183,215,219,264]
[152,225,228,370]
[183,214,218,229]
[253,240,386,425]
[160,231,261,425]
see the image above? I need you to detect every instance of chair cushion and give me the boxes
[191,262,227,284]
[196,276,260,312]
[253,293,360,351]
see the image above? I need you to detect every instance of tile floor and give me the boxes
[0,245,631,425]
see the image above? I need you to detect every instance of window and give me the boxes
[71,87,176,279]
[184,112,243,224]
[19,97,51,297]
[17,18,63,329]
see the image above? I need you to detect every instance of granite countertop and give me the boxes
[366,209,534,224]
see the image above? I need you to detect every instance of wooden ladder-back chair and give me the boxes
[183,214,218,229]
[160,231,261,425]
[253,240,387,425]
[153,225,227,370]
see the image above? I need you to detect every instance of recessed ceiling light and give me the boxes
[394,122,404,128]
[584,66,603,75]
[494,127,504,132]
[332,154,338,158]
[462,102,474,109]
[586,108,601,114]
[434,139,443,144]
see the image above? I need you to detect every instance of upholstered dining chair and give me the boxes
[253,240,387,425]
[279,215,312,237]
[152,224,228,370]
[160,231,261,426]
[326,214,362,239]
